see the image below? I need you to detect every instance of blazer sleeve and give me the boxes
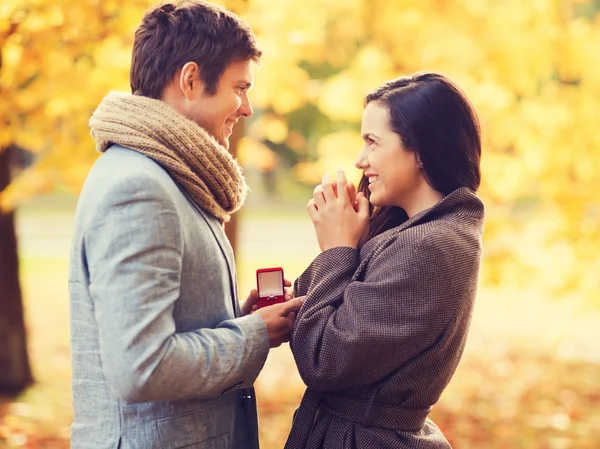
[290,227,478,392]
[84,172,269,403]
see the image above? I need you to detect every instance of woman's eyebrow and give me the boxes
[362,132,381,141]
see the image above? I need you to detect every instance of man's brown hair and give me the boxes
[130,0,261,99]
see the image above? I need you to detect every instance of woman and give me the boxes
[285,72,484,449]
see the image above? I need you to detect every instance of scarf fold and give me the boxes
[89,91,248,223]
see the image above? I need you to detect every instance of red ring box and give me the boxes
[256,267,285,309]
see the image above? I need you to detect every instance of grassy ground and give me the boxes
[1,194,599,448]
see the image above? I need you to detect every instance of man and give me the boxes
[69,1,302,448]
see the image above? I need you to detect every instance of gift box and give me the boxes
[256,267,285,308]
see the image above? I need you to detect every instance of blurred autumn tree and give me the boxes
[0,0,147,392]
[1,0,599,388]
[239,0,600,305]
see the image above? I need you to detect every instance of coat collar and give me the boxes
[395,186,484,234]
[354,187,484,281]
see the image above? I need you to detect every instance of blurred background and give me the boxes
[1,0,600,447]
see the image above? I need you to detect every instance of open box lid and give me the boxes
[256,267,285,300]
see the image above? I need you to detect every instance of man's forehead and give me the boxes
[223,60,254,83]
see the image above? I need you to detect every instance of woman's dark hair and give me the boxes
[358,72,482,240]
[130,0,262,99]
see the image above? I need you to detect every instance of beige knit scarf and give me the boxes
[89,91,248,223]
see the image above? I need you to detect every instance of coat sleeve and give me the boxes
[290,228,478,392]
[84,172,269,403]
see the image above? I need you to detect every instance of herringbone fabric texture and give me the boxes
[285,187,485,449]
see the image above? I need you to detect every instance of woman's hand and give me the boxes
[307,168,370,252]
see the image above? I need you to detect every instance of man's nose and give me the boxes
[239,97,253,118]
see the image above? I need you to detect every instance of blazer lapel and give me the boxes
[181,190,241,317]
[198,213,241,317]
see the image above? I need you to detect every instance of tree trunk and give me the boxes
[0,146,33,394]
[224,122,244,256]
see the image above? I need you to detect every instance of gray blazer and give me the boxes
[285,187,484,449]
[69,145,270,449]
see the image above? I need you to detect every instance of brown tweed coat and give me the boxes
[285,187,484,449]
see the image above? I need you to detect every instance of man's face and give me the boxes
[185,59,254,149]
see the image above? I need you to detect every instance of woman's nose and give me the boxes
[354,148,368,169]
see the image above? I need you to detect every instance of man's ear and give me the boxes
[179,62,204,100]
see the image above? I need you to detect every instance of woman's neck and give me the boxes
[403,183,444,218]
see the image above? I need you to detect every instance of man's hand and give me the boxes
[284,285,294,300]
[255,297,304,348]
[241,278,293,316]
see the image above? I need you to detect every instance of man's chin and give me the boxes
[214,134,229,149]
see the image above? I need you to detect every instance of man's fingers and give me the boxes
[288,311,296,321]
[284,286,294,300]
[279,296,304,315]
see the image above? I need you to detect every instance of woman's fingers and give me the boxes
[307,198,319,220]
[311,169,361,215]
[321,172,336,201]
[313,184,325,209]
[356,191,370,219]
[335,168,352,206]
[346,180,358,211]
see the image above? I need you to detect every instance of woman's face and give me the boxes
[355,101,423,210]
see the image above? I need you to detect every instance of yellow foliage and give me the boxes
[0,165,55,213]
[252,63,310,114]
[318,73,365,123]
[14,126,47,152]
[294,131,363,184]
[0,0,598,304]
[2,40,22,68]
[263,116,288,144]
[286,130,307,152]
[237,137,278,171]
[94,36,133,71]
[0,128,13,149]
[248,114,288,143]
